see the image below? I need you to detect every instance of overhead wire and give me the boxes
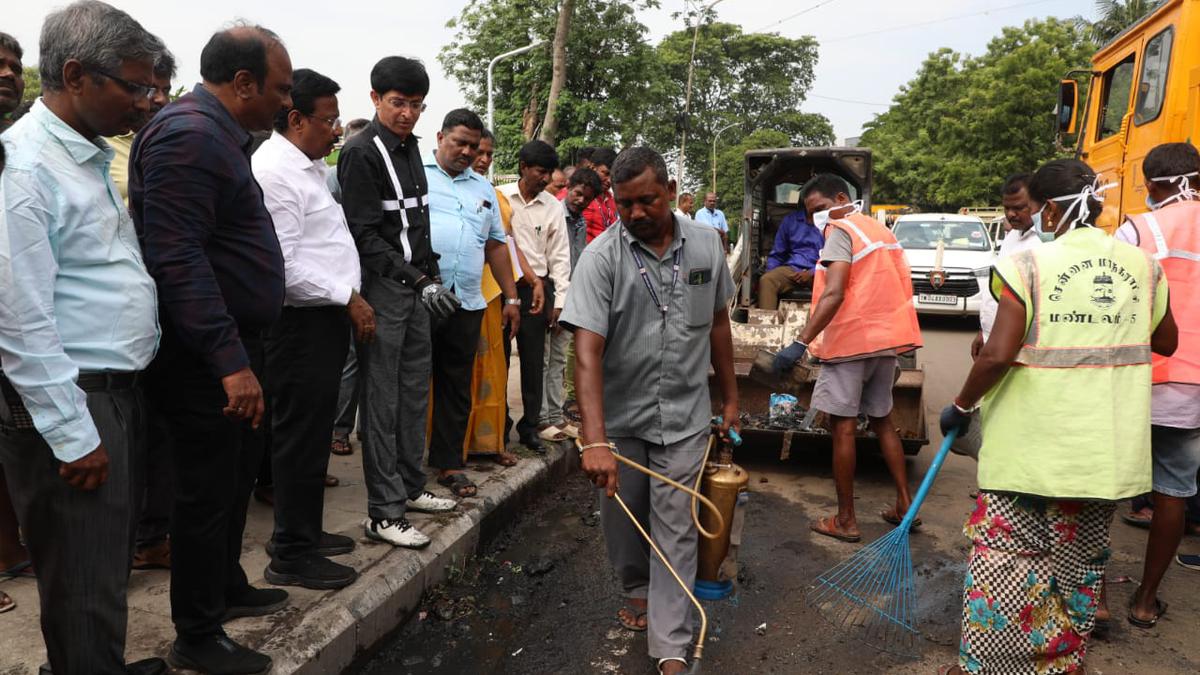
[753,0,839,32]
[822,0,1061,43]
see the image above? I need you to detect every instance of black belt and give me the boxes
[76,371,142,392]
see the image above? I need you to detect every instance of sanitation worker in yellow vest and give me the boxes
[939,159,1178,675]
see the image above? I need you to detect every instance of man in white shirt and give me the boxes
[253,69,375,591]
[973,173,1042,358]
[673,192,694,221]
[498,140,572,452]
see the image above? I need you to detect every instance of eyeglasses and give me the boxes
[92,68,156,100]
[304,113,342,128]
[384,97,427,113]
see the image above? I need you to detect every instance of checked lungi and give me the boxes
[957,492,1116,675]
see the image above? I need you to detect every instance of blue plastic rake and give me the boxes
[806,429,959,657]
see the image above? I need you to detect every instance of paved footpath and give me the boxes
[0,361,572,675]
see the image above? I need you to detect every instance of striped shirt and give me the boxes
[561,216,734,445]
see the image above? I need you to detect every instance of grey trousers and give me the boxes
[0,386,144,675]
[359,275,431,521]
[539,328,571,426]
[599,429,707,660]
[332,333,358,440]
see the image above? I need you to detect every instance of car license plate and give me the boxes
[919,293,958,305]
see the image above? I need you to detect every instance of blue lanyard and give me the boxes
[629,242,682,317]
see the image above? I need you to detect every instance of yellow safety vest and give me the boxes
[979,227,1168,500]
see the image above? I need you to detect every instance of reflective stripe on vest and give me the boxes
[1131,203,1200,384]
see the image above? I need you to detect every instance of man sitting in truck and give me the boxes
[757,208,824,310]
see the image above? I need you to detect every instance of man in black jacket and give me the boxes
[337,56,459,551]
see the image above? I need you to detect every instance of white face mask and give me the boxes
[812,200,862,229]
[1031,204,1047,234]
[1147,171,1200,210]
[1044,179,1117,235]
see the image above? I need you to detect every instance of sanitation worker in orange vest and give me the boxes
[772,173,923,542]
[1114,141,1200,629]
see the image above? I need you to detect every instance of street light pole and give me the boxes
[711,122,737,193]
[676,0,724,190]
[487,39,546,181]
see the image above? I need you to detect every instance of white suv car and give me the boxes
[893,213,996,316]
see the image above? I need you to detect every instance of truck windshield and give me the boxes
[894,220,990,251]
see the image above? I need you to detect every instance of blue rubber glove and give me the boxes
[773,340,808,375]
[939,403,974,438]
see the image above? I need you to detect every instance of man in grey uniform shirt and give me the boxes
[560,147,739,675]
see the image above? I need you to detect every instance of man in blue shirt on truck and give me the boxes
[757,209,824,309]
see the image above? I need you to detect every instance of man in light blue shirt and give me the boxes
[695,191,729,250]
[0,3,166,673]
[423,109,519,495]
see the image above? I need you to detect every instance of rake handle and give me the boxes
[898,428,959,531]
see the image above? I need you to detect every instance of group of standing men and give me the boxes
[0,2,626,673]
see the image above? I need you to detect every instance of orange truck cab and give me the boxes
[1056,0,1200,231]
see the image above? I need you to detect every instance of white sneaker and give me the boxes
[363,517,430,549]
[407,490,457,513]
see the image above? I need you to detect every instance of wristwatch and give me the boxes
[505,298,521,306]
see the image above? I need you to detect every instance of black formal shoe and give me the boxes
[126,657,168,675]
[521,436,546,454]
[221,585,289,622]
[39,657,168,675]
[265,531,355,558]
[168,635,271,675]
[264,554,358,590]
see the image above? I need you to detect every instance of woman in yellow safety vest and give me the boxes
[938,159,1178,675]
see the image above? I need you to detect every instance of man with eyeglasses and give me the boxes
[131,24,293,674]
[0,3,168,673]
[106,48,175,203]
[339,56,459,550]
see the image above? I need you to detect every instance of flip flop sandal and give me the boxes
[657,657,686,673]
[810,515,862,543]
[560,423,580,439]
[1127,597,1168,629]
[537,425,569,442]
[437,472,478,498]
[881,508,922,530]
[0,560,34,579]
[324,474,340,488]
[617,605,647,632]
[330,437,353,456]
[1122,511,1153,529]
[0,591,14,614]
[493,452,519,467]
[1091,617,1112,640]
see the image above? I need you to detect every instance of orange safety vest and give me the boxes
[1129,200,1200,384]
[809,212,923,360]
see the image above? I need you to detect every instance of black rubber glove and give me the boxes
[773,340,808,375]
[419,282,462,319]
[939,403,973,438]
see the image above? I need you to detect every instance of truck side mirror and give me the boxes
[1056,79,1079,135]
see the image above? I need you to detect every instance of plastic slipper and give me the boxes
[810,515,861,543]
[537,425,569,442]
[324,474,340,488]
[492,452,519,467]
[1127,596,1168,629]
[0,560,34,579]
[1091,617,1112,640]
[330,437,352,456]
[0,591,14,614]
[1122,511,1153,529]
[437,472,477,498]
[617,605,647,632]
[880,508,922,530]
[560,423,580,439]
[657,657,686,673]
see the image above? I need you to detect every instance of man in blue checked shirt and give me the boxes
[424,108,520,499]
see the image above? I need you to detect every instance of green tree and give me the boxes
[861,18,1095,209]
[22,66,39,104]
[1088,0,1163,44]
[440,0,662,172]
[646,22,833,201]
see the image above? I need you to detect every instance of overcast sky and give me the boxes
[8,0,1095,143]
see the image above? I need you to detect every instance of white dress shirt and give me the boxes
[252,133,361,307]
[498,182,572,308]
[978,226,1042,340]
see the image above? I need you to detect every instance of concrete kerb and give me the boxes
[268,441,578,674]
